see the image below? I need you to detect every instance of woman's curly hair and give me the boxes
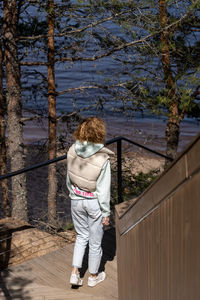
[73,117,106,144]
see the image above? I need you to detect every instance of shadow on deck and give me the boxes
[0,227,118,300]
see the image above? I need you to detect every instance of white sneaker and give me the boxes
[88,272,106,287]
[70,273,83,286]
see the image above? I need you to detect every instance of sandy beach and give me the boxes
[23,114,200,153]
[108,117,199,151]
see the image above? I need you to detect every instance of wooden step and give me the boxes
[0,282,109,300]
[0,229,118,299]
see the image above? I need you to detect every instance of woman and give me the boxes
[66,117,114,287]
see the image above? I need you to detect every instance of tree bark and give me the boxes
[158,0,180,160]
[47,0,57,227]
[0,36,10,217]
[3,0,28,221]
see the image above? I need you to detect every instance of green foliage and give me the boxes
[65,222,74,231]
[111,165,160,204]
[18,18,47,37]
[122,169,160,201]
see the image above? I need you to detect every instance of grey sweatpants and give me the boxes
[71,198,103,274]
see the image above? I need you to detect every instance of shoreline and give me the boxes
[23,114,200,154]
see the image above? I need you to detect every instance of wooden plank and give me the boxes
[1,238,118,300]
[116,169,200,300]
[0,282,109,300]
[186,138,200,177]
[115,198,137,219]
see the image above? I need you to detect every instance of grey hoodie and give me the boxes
[66,140,113,217]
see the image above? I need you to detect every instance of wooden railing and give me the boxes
[115,133,200,300]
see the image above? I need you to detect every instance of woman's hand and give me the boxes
[102,216,110,226]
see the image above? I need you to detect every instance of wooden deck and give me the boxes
[0,228,117,300]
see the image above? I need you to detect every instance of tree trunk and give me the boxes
[47,0,57,227]
[0,36,10,217]
[158,0,180,160]
[3,0,28,221]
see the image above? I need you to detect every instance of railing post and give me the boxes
[117,139,123,203]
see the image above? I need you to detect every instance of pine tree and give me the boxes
[3,0,28,221]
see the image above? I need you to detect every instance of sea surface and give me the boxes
[21,57,200,153]
[19,2,200,151]
[21,48,200,151]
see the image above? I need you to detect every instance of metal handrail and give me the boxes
[0,155,67,181]
[0,136,173,203]
[106,137,172,203]
[106,136,172,160]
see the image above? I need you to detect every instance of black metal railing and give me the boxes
[0,136,172,203]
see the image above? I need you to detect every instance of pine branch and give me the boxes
[18,11,128,41]
[57,104,98,121]
[21,115,42,122]
[56,82,132,96]
[20,10,194,66]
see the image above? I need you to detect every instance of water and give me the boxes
[18,1,200,145]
